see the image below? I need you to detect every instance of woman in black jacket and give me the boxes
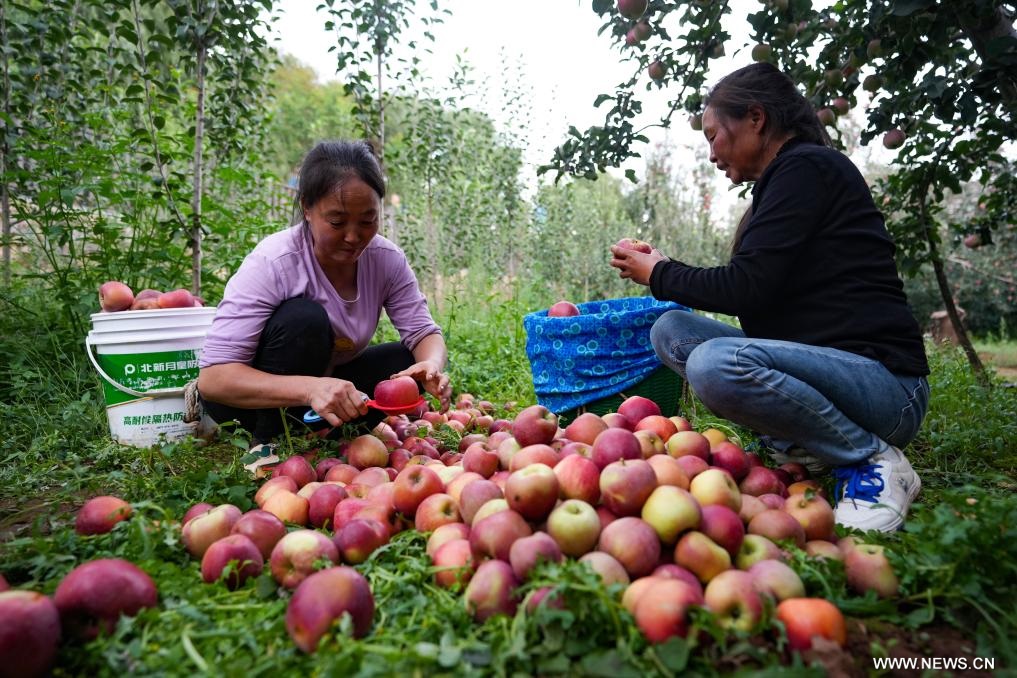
[611,63,930,533]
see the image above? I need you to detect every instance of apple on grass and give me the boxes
[231,509,287,560]
[652,564,704,597]
[776,598,847,651]
[747,559,805,602]
[735,534,785,570]
[432,538,476,589]
[633,578,703,643]
[547,499,601,558]
[182,501,214,526]
[262,490,310,526]
[426,523,471,559]
[844,544,899,598]
[53,559,158,640]
[509,532,563,580]
[269,529,340,589]
[335,518,389,564]
[578,551,630,586]
[805,540,843,561]
[75,495,132,535]
[784,492,836,542]
[182,504,242,558]
[470,509,532,562]
[597,517,661,579]
[276,456,316,489]
[0,591,61,677]
[255,476,299,507]
[414,493,461,532]
[703,570,765,632]
[201,534,264,589]
[463,560,519,622]
[307,484,348,530]
[286,567,374,652]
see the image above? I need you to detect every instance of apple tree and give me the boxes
[541,0,1017,385]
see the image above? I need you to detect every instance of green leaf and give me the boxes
[890,0,934,16]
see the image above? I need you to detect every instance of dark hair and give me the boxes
[294,140,385,223]
[705,63,831,253]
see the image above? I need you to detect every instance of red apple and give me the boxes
[747,559,805,601]
[635,415,678,442]
[426,522,471,559]
[784,492,836,542]
[703,569,765,632]
[776,598,847,651]
[353,466,391,488]
[432,538,476,589]
[578,551,630,586]
[286,567,373,652]
[231,509,287,559]
[614,238,653,256]
[547,300,581,317]
[646,455,690,489]
[413,492,460,532]
[373,375,419,407]
[324,463,359,484]
[512,405,559,447]
[553,453,601,504]
[602,412,634,430]
[805,540,843,561]
[508,443,559,472]
[182,504,242,558]
[201,534,264,589]
[675,454,709,480]
[617,0,647,20]
[665,430,711,460]
[699,504,745,558]
[347,434,389,470]
[463,560,519,621]
[598,517,661,578]
[509,531,563,580]
[633,579,702,642]
[633,429,666,459]
[505,463,559,521]
[307,484,348,530]
[98,281,134,312]
[747,509,806,548]
[53,559,157,639]
[276,455,316,489]
[591,427,642,470]
[844,543,899,598]
[617,395,659,425]
[269,529,340,589]
[335,518,390,564]
[547,499,601,557]
[599,459,656,516]
[75,495,132,535]
[652,564,704,597]
[156,288,195,309]
[459,479,504,525]
[462,444,499,478]
[445,471,483,504]
[673,531,731,583]
[263,490,310,526]
[469,509,532,562]
[182,502,214,526]
[883,128,906,150]
[564,412,608,445]
[738,494,768,524]
[0,591,61,676]
[392,465,443,517]
[314,457,344,481]
[710,442,750,481]
[739,466,785,497]
[255,476,299,507]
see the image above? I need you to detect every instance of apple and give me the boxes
[307,484,348,530]
[509,444,559,472]
[157,288,195,309]
[844,543,899,598]
[883,128,906,149]
[738,494,768,524]
[471,498,510,525]
[182,504,242,558]
[505,463,559,521]
[578,551,630,586]
[0,591,61,676]
[862,74,883,92]
[0,574,7,592]
[550,454,599,507]
[347,434,389,470]
[675,454,710,480]
[201,534,264,589]
[599,459,656,516]
[689,468,742,512]
[735,534,784,570]
[651,564,704,597]
[297,481,324,501]
[414,493,461,532]
[374,375,419,408]
[751,43,772,62]
[53,559,158,639]
[739,466,785,497]
[458,479,504,525]
[276,456,316,489]
[673,531,731,583]
[324,463,359,484]
[758,493,786,509]
[512,405,558,446]
[634,415,678,442]
[668,416,692,433]
[665,430,710,460]
[286,567,374,652]
[787,479,826,498]
[182,501,214,526]
[269,529,340,589]
[700,428,727,448]
[617,395,659,424]
[98,281,134,312]
[633,430,666,459]
[633,578,702,642]
[509,532,563,580]
[703,570,765,632]
[699,504,745,557]
[335,518,389,564]
[470,509,532,562]
[445,471,483,505]
[263,490,310,526]
[817,107,837,127]
[641,485,701,544]
[462,444,499,478]
[524,586,565,613]
[426,522,471,559]
[496,437,522,470]
[314,457,344,481]
[598,517,661,578]
[231,509,287,559]
[591,427,643,470]
[353,466,390,488]
[564,412,608,445]
[805,540,843,561]
[547,300,581,317]
[75,495,132,535]
[602,412,634,430]
[747,509,806,548]
[463,560,519,622]
[617,0,647,20]
[622,575,663,614]
[776,598,847,650]
[255,476,299,507]
[646,454,690,490]
[547,499,601,557]
[392,465,442,517]
[784,493,835,542]
[779,462,811,483]
[710,442,750,481]
[354,504,399,538]
[432,538,475,589]
[747,559,805,601]
[432,465,465,488]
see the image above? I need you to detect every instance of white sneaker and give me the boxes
[833,442,921,533]
[769,446,829,477]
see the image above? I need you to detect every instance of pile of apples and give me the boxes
[98,280,202,312]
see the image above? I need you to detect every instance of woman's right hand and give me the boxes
[307,377,369,427]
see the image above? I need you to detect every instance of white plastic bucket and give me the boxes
[86,307,218,447]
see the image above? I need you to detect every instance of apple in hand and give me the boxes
[374,376,420,408]
[98,281,134,312]
[614,238,653,255]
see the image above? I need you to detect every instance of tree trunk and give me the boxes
[955,3,1017,105]
[374,0,386,231]
[191,39,206,297]
[1,1,11,287]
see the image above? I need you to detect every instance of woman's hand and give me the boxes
[391,360,452,412]
[609,245,667,286]
[306,377,370,427]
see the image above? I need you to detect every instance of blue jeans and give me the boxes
[650,310,930,466]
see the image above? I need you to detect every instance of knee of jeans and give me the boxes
[650,311,690,366]
[686,340,740,408]
[269,298,330,333]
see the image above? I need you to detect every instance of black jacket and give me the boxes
[649,140,929,376]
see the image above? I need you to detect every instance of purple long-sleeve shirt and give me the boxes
[199,222,441,372]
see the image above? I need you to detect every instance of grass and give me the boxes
[2,285,1017,675]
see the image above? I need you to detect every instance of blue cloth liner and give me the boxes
[523,296,688,414]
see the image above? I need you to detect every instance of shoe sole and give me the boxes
[866,469,922,533]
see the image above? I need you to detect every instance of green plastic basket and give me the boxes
[556,366,683,424]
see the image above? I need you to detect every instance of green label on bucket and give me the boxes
[97,350,199,405]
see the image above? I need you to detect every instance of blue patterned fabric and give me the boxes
[523,296,688,414]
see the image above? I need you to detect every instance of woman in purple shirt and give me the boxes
[197,141,450,464]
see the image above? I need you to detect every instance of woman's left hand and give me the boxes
[610,245,667,286]
[391,360,452,412]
